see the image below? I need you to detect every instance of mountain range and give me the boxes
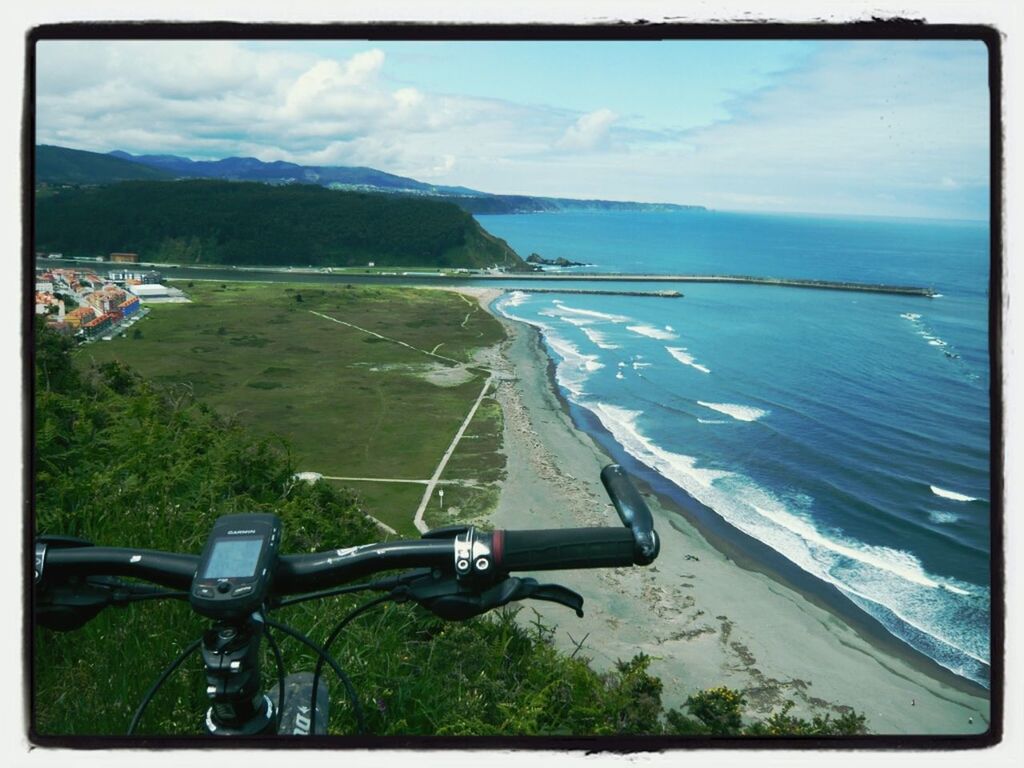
[36,144,704,215]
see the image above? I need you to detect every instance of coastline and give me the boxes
[457,286,991,735]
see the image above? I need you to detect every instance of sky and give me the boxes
[35,37,991,220]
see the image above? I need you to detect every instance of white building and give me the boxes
[127,283,169,298]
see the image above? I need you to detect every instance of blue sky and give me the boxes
[36,38,990,219]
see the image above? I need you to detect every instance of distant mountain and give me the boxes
[36,145,175,185]
[37,144,705,214]
[110,149,705,214]
[107,150,485,198]
[34,179,527,271]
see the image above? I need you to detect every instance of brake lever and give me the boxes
[526,583,584,617]
[396,572,584,621]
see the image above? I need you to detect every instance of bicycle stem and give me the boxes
[200,615,276,736]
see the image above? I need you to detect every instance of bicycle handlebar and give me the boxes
[38,526,651,594]
[496,527,636,571]
[36,464,659,613]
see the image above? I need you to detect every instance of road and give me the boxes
[309,308,495,534]
[413,372,494,534]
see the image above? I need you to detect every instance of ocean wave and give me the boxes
[581,327,620,349]
[540,308,594,327]
[666,346,711,374]
[930,485,978,502]
[626,324,678,340]
[928,510,960,524]
[587,402,731,491]
[543,332,604,397]
[582,401,989,684]
[902,312,957,358]
[595,404,988,679]
[551,301,631,323]
[697,418,728,424]
[503,290,530,308]
[496,300,602,396]
[697,401,767,422]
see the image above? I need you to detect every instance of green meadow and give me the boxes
[79,281,507,536]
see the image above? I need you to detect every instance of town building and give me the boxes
[108,269,164,285]
[127,283,170,299]
[64,306,97,330]
[84,285,128,314]
[110,252,139,264]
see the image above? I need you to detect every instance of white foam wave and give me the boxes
[540,308,595,327]
[930,485,978,502]
[543,332,603,397]
[901,312,922,321]
[587,403,730,491]
[581,402,988,673]
[503,290,530,308]
[581,327,619,349]
[627,324,678,340]
[666,346,711,374]
[553,303,631,323]
[495,300,602,397]
[927,510,960,525]
[697,418,728,424]
[632,362,652,369]
[697,401,767,422]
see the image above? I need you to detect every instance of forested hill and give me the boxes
[33,179,526,270]
[37,145,176,185]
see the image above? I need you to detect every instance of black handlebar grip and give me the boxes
[495,528,637,572]
[600,464,659,565]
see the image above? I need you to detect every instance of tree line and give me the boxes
[34,179,525,269]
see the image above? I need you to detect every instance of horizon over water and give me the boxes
[480,208,992,689]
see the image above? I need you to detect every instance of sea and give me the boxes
[479,209,992,689]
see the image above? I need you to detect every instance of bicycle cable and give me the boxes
[126,637,203,736]
[263,624,286,732]
[264,618,366,734]
[271,581,377,609]
[310,593,394,730]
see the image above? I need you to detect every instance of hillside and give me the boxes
[37,144,706,214]
[36,145,175,185]
[95,147,703,214]
[33,179,526,270]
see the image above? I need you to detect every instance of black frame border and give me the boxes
[23,18,1005,753]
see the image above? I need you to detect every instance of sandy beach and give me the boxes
[451,286,991,736]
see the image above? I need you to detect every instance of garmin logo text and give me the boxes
[227,530,257,535]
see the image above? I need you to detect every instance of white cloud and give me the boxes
[34,40,990,218]
[556,108,618,151]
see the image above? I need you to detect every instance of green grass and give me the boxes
[327,479,425,538]
[77,281,507,534]
[428,395,506,529]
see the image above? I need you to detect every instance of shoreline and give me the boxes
[460,286,990,735]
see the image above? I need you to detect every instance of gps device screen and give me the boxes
[201,537,264,579]
[191,513,282,619]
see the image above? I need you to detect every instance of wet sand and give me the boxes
[455,286,990,736]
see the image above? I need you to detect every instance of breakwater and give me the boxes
[506,287,682,298]
[477,273,936,297]
[39,258,933,297]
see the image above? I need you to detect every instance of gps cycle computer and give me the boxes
[190,513,282,619]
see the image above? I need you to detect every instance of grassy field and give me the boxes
[78,281,507,537]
